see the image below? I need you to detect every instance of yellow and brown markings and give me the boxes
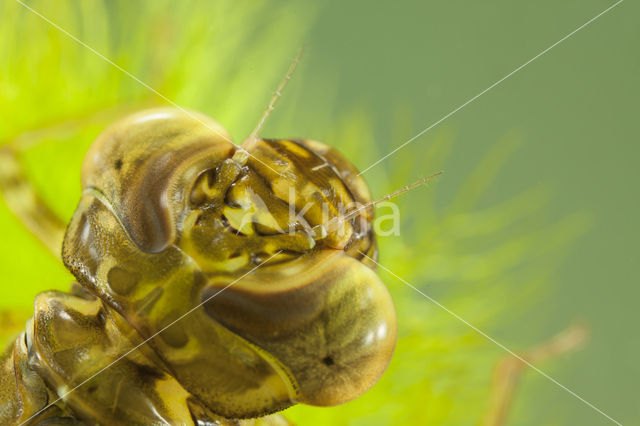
[80,108,234,253]
[63,191,300,419]
[202,250,397,407]
[1,107,396,424]
[247,138,375,252]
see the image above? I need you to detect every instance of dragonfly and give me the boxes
[0,51,408,425]
[0,48,587,425]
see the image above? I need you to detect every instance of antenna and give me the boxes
[312,171,443,238]
[240,47,305,153]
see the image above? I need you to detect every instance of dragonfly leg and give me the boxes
[481,322,589,426]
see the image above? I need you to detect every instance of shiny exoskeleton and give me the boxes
[0,108,397,425]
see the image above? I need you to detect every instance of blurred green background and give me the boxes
[0,1,637,425]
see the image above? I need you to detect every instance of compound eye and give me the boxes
[201,251,397,407]
[79,108,234,253]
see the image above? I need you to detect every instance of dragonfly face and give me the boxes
[61,108,397,418]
